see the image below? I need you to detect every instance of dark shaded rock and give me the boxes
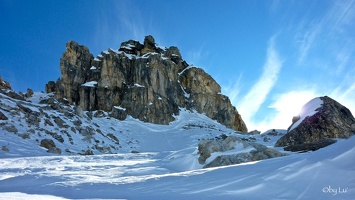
[1,90,25,101]
[1,146,9,152]
[25,88,34,98]
[45,130,64,143]
[16,102,33,114]
[52,116,68,128]
[17,133,30,139]
[110,106,127,120]
[0,111,8,120]
[119,40,143,55]
[3,124,18,133]
[79,149,94,155]
[93,110,106,118]
[45,81,56,93]
[284,138,337,152]
[248,130,261,135]
[107,133,119,144]
[47,147,62,154]
[275,96,355,151]
[40,138,55,149]
[40,139,62,154]
[141,35,157,54]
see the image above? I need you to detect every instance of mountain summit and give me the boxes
[47,35,247,132]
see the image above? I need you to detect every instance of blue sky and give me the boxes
[1,0,354,132]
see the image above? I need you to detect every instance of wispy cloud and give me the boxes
[294,0,355,64]
[93,1,155,53]
[223,73,243,105]
[236,37,283,126]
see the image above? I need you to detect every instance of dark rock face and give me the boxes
[0,110,8,120]
[52,35,247,132]
[284,138,337,152]
[275,96,355,151]
[45,81,56,93]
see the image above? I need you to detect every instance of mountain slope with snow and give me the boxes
[1,91,354,199]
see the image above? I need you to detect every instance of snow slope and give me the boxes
[0,93,354,199]
[0,137,354,199]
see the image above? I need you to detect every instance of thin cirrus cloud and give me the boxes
[235,37,283,127]
[93,1,153,52]
[295,0,355,65]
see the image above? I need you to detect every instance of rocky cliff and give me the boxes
[49,36,247,132]
[275,96,355,151]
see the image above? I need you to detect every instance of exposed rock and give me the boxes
[275,96,355,151]
[131,150,139,153]
[204,147,286,168]
[141,35,157,55]
[0,90,25,101]
[18,133,30,139]
[248,130,261,135]
[0,111,8,120]
[40,138,56,149]
[45,81,56,93]
[1,146,9,152]
[52,116,68,128]
[284,138,337,152]
[292,115,300,124]
[45,130,64,143]
[54,36,247,132]
[58,40,93,104]
[0,76,12,90]
[79,149,94,155]
[110,106,127,120]
[3,124,18,133]
[25,88,34,98]
[198,136,241,164]
[93,110,106,118]
[40,138,61,154]
[47,147,62,154]
[199,135,286,168]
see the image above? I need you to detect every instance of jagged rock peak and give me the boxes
[48,36,248,132]
[275,96,355,151]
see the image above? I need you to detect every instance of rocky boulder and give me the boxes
[40,139,62,154]
[50,35,247,132]
[275,96,355,151]
[198,135,286,168]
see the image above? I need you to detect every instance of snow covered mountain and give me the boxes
[1,78,355,199]
[1,36,355,199]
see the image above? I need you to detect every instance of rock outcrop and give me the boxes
[275,96,355,151]
[40,139,62,154]
[0,76,25,101]
[198,135,286,168]
[49,35,247,132]
[0,76,12,90]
